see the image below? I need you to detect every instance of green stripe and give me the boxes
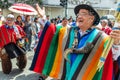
[93,66,104,80]
[42,25,62,75]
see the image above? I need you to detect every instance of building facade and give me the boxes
[42,0,119,19]
[1,0,120,20]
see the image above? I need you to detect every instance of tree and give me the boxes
[60,0,68,17]
[60,0,67,7]
[14,0,43,5]
[0,0,12,9]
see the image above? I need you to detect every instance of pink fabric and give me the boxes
[38,30,43,38]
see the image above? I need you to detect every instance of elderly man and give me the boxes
[0,14,27,74]
[30,4,120,80]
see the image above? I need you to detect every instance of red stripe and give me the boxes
[102,49,113,80]
[13,3,32,8]
[13,8,33,12]
[33,23,56,73]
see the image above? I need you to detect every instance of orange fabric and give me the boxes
[82,36,109,80]
[50,27,66,78]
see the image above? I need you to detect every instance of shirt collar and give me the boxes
[78,27,94,36]
[75,27,95,36]
[5,25,14,29]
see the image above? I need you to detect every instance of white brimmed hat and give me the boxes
[6,14,14,19]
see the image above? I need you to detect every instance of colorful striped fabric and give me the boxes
[33,23,56,73]
[65,29,100,80]
[30,21,50,70]
[30,22,112,80]
[85,35,108,80]
[49,27,67,78]
[42,25,62,75]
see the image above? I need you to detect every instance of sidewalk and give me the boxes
[0,51,40,80]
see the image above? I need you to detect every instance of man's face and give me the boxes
[101,20,107,27]
[77,9,94,31]
[6,18,14,27]
[62,19,68,27]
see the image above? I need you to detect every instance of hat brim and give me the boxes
[74,4,100,26]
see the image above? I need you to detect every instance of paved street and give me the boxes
[0,51,40,80]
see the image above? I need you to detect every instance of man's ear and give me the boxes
[90,16,95,22]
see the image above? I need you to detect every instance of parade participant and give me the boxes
[94,20,120,80]
[30,4,120,80]
[111,3,120,79]
[0,14,27,74]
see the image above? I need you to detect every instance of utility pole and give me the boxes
[65,0,68,17]
[60,0,68,17]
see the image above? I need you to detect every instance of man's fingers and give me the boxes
[111,30,120,34]
[110,30,120,39]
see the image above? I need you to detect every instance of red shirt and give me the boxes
[102,26,112,35]
[16,25,26,38]
[0,25,18,48]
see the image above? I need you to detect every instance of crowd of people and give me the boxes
[0,3,120,80]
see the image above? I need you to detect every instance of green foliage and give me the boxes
[0,0,43,9]
[0,0,12,9]
[15,0,43,5]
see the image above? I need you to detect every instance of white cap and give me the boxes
[101,19,108,23]
[6,14,14,19]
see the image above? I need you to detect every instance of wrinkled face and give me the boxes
[6,18,14,27]
[76,9,95,31]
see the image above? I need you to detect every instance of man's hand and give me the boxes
[36,4,45,19]
[16,34,21,39]
[110,30,120,45]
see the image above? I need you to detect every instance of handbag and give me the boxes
[0,27,26,59]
